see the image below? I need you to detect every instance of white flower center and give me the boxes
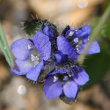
[31,54,39,62]
[30,49,41,66]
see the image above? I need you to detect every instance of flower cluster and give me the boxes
[11,22,100,104]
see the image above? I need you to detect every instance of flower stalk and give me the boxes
[0,23,14,67]
[78,2,110,64]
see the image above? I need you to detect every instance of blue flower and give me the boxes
[43,25,58,39]
[43,25,99,100]
[55,51,67,64]
[44,65,89,99]
[10,23,100,104]
[42,20,58,39]
[57,25,100,60]
[11,25,54,81]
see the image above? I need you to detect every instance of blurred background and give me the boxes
[0,0,110,110]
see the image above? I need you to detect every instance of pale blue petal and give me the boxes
[11,38,34,60]
[44,76,63,99]
[63,81,78,98]
[57,35,78,59]
[33,32,51,61]
[87,41,100,54]
[74,66,89,86]
[26,60,44,81]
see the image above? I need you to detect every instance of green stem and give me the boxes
[78,3,110,64]
[0,23,14,67]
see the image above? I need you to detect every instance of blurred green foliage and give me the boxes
[91,17,110,39]
[0,0,3,3]
[83,40,110,89]
[83,17,110,89]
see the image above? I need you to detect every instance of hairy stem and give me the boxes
[78,3,110,64]
[0,23,14,67]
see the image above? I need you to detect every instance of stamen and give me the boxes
[31,54,39,62]
[76,45,79,50]
[31,54,36,61]
[69,31,74,36]
[74,38,79,43]
[28,44,33,49]
[69,74,72,77]
[35,56,39,61]
[53,76,58,82]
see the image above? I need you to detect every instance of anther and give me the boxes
[74,38,79,43]
[31,54,39,62]
[69,31,74,36]
[53,76,58,82]
[28,44,33,49]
